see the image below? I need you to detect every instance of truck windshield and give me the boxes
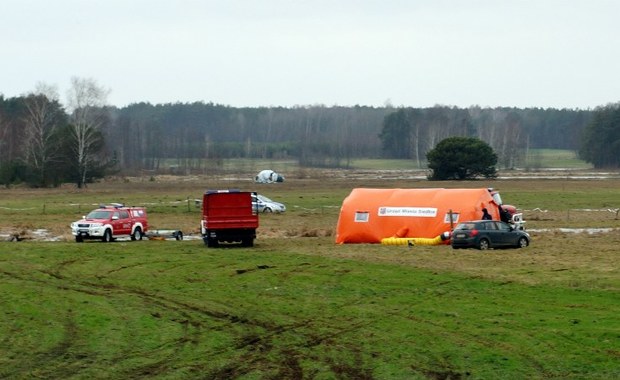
[86,210,112,219]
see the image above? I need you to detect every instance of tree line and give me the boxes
[106,103,592,173]
[379,106,592,169]
[1,78,618,188]
[0,78,113,188]
[579,103,620,168]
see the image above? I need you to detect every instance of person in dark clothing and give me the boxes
[481,208,492,220]
[499,205,511,223]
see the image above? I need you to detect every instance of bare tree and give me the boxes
[22,83,64,186]
[500,111,524,169]
[65,77,110,188]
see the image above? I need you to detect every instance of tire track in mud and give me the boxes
[24,309,92,380]
[1,264,552,379]
[5,258,407,378]
[0,263,538,379]
[386,307,551,377]
[98,284,379,378]
[3,265,377,378]
[0,272,89,380]
[203,316,377,380]
[2,267,221,378]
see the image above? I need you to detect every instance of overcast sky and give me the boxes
[2,0,619,109]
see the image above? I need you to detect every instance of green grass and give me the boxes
[525,149,592,169]
[350,149,592,170]
[255,149,592,170]
[159,148,593,173]
[2,240,619,379]
[349,159,425,170]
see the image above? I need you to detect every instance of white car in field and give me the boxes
[255,194,286,213]
[254,169,284,183]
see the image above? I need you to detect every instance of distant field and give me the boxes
[349,149,592,170]
[157,149,593,174]
[349,159,425,170]
[525,149,592,169]
[1,173,619,378]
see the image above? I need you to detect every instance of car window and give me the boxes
[120,210,129,219]
[496,222,510,232]
[86,210,111,219]
[456,223,476,230]
[484,222,498,230]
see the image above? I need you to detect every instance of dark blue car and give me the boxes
[451,220,530,250]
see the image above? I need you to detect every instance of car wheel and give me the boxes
[478,238,490,250]
[131,227,142,241]
[102,229,113,243]
[518,236,529,248]
[75,236,83,243]
[263,207,272,213]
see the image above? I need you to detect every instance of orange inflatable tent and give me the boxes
[335,188,500,244]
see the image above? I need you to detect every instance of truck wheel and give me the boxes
[102,229,113,243]
[131,227,142,241]
[207,238,219,248]
[242,238,254,247]
[75,236,83,243]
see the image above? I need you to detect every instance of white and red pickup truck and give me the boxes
[70,204,148,242]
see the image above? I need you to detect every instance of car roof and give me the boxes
[461,220,505,223]
[455,220,507,228]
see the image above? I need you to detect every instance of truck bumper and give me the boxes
[203,229,256,247]
[72,228,105,238]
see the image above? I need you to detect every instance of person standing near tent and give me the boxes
[499,205,511,223]
[481,208,492,220]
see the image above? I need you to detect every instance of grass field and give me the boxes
[1,166,619,379]
[159,148,593,173]
[524,149,592,169]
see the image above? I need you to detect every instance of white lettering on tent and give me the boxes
[378,207,437,217]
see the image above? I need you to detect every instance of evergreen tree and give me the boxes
[579,104,620,168]
[427,137,497,180]
[379,109,412,158]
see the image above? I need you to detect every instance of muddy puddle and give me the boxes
[1,229,201,242]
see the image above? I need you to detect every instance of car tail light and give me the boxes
[470,229,479,237]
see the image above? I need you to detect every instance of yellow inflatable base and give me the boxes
[381,235,445,246]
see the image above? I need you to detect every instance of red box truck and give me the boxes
[200,190,258,247]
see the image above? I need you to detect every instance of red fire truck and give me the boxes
[71,204,148,242]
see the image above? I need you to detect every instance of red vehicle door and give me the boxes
[118,210,132,234]
[111,210,132,235]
